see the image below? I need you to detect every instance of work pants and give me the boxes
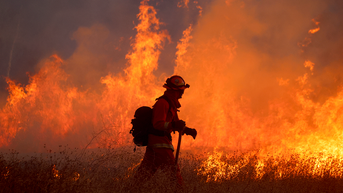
[135,146,183,185]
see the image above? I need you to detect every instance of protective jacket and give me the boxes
[147,90,180,150]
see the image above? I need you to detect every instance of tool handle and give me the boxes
[175,130,182,165]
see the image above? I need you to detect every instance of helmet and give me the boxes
[163,75,190,90]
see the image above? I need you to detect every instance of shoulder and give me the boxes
[154,97,169,106]
[153,97,170,109]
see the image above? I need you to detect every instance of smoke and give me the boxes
[6,11,21,78]
[1,0,343,153]
[0,0,202,89]
[175,0,343,150]
[0,0,205,152]
[0,1,206,109]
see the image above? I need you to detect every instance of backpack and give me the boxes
[130,96,173,147]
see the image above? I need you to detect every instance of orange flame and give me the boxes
[308,19,320,34]
[0,0,169,151]
[308,27,320,34]
[96,0,169,147]
[1,0,343,182]
[304,60,315,72]
[194,1,203,16]
[177,0,190,8]
[3,167,10,179]
[52,164,60,179]
[175,24,193,73]
[0,55,85,147]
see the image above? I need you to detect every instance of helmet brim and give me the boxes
[163,84,190,90]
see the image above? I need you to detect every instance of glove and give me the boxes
[184,127,197,139]
[172,120,186,132]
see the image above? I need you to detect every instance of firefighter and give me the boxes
[135,75,197,186]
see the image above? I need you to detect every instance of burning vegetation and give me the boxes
[1,0,343,192]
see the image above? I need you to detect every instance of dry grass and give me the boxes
[1,146,343,193]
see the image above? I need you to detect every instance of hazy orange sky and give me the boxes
[1,0,343,153]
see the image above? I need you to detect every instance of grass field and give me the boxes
[1,146,343,193]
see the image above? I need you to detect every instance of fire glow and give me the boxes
[1,0,343,182]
